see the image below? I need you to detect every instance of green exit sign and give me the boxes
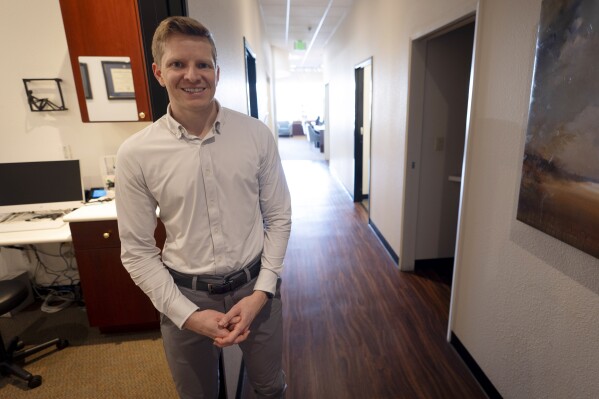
[294,40,306,50]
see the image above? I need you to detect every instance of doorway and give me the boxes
[353,58,373,209]
[401,17,476,274]
[324,83,330,160]
[244,38,258,119]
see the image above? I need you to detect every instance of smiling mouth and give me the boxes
[183,88,205,93]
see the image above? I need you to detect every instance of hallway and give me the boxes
[275,160,485,398]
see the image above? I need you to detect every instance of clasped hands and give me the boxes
[183,291,268,348]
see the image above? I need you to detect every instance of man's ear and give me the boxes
[152,63,166,87]
[215,65,220,86]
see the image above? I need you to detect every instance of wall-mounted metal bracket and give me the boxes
[22,78,68,112]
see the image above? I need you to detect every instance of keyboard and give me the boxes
[0,214,67,233]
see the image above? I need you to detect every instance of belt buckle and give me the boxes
[208,268,249,294]
[207,281,232,295]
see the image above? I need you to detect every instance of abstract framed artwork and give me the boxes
[517,0,599,258]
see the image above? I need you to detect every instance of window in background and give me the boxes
[275,72,324,124]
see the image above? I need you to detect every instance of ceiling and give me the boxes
[257,0,355,72]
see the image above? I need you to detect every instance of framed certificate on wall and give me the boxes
[101,61,135,99]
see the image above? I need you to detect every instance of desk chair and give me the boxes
[308,124,321,149]
[0,279,69,388]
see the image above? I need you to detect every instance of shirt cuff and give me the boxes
[167,293,199,329]
[253,268,278,297]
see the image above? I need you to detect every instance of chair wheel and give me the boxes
[57,339,69,350]
[28,375,42,389]
[8,337,24,352]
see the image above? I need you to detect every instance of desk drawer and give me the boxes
[69,220,120,250]
[69,220,166,251]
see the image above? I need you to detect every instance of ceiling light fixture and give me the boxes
[301,0,334,66]
[285,0,291,46]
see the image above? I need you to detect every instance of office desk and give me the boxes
[0,204,156,332]
[0,223,71,246]
[63,200,118,222]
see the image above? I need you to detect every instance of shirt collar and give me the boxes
[164,101,222,140]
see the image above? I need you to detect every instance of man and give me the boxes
[115,16,291,399]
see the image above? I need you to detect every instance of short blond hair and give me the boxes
[152,16,217,66]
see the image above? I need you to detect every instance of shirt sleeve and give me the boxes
[254,125,292,295]
[115,141,198,329]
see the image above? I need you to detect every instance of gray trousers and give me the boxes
[161,278,286,399]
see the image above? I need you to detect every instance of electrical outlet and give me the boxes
[63,145,72,159]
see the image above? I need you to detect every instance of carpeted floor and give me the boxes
[0,301,176,398]
[277,134,325,161]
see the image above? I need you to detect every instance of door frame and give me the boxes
[400,9,481,342]
[353,57,373,203]
[400,11,478,273]
[244,37,259,119]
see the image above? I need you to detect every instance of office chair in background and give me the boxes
[0,279,69,388]
[307,123,321,149]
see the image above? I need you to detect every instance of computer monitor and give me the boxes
[0,160,85,214]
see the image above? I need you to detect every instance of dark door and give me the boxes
[244,38,259,119]
[354,66,365,201]
[354,59,373,206]
[137,0,187,120]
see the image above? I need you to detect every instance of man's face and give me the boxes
[152,34,219,116]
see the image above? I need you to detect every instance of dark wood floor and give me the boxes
[267,160,484,399]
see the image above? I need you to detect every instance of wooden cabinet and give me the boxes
[59,0,186,122]
[59,0,151,122]
[69,220,166,332]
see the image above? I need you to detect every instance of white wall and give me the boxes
[452,1,599,397]
[325,0,599,398]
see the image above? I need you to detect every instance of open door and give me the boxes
[244,38,258,119]
[401,17,475,272]
[354,58,373,208]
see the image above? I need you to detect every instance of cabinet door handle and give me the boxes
[103,232,111,239]
[139,111,146,119]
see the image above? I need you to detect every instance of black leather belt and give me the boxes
[168,256,261,295]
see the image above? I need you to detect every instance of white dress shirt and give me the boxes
[115,103,292,328]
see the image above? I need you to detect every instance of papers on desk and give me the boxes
[0,222,72,246]
[0,218,66,234]
[0,211,77,246]
[0,212,68,234]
